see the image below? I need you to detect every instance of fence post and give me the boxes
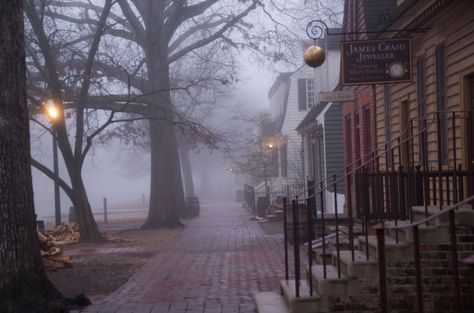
[320,181,327,278]
[306,197,313,296]
[292,199,300,297]
[347,166,355,262]
[283,197,289,281]
[103,197,108,224]
[376,226,388,313]
[333,174,341,278]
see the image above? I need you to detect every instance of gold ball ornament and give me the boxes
[304,45,326,68]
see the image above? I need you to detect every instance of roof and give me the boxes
[296,102,328,132]
[266,71,294,135]
[268,72,292,98]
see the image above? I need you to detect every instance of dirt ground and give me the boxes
[46,218,183,304]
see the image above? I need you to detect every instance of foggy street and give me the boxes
[76,200,285,313]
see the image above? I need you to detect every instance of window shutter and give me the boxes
[436,43,446,102]
[417,56,426,118]
[345,116,352,163]
[298,79,307,110]
[436,42,447,164]
[417,55,427,164]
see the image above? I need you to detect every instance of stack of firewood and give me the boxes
[45,223,80,244]
[37,223,79,272]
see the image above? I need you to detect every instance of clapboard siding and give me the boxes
[375,0,474,171]
[281,66,313,184]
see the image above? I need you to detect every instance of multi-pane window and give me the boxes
[306,79,315,109]
[354,112,361,161]
[298,78,315,110]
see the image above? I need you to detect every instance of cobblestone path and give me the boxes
[78,200,285,313]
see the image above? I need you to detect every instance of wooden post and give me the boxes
[103,197,108,224]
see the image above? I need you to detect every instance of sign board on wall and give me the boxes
[319,91,355,102]
[341,38,412,85]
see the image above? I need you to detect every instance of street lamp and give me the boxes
[44,99,61,226]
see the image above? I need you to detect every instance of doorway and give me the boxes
[463,74,474,197]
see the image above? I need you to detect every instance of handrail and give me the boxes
[374,194,474,231]
[301,110,443,199]
[281,109,473,309]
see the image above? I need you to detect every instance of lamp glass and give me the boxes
[45,99,59,120]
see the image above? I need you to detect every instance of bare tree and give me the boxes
[25,0,115,242]
[33,0,343,230]
[38,0,260,228]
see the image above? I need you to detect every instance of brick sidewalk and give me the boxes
[75,201,286,313]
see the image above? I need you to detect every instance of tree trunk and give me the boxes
[141,2,186,228]
[143,117,186,228]
[70,174,103,242]
[179,140,195,198]
[0,2,65,311]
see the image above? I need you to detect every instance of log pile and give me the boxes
[38,223,79,272]
[45,223,80,244]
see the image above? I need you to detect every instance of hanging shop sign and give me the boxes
[341,38,412,85]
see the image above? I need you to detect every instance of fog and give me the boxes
[32,53,274,222]
[26,0,343,226]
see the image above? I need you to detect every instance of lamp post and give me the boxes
[45,99,61,226]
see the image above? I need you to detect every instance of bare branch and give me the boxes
[117,0,146,45]
[164,0,220,43]
[167,0,259,64]
[31,158,74,199]
[74,0,113,162]
[169,15,231,53]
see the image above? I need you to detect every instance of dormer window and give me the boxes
[298,78,315,110]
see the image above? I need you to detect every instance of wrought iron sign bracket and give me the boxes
[306,20,430,40]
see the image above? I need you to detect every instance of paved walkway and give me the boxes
[78,200,286,313]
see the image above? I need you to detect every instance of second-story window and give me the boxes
[355,112,361,161]
[298,78,315,110]
[363,106,371,159]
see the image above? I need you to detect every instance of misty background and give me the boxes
[27,0,344,224]
[32,53,274,221]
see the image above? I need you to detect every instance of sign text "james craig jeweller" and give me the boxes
[341,38,412,85]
